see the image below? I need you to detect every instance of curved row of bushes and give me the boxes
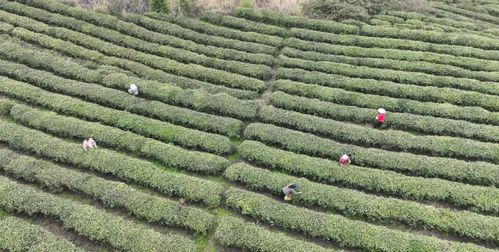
[0,76,235,154]
[224,188,490,252]
[289,28,499,61]
[234,7,499,50]
[286,37,499,72]
[0,53,243,138]
[0,120,224,207]
[273,78,499,126]
[276,67,499,110]
[359,24,499,50]
[201,13,289,37]
[4,28,261,116]
[215,216,330,252]
[97,56,259,100]
[146,13,283,47]
[4,6,274,80]
[101,73,258,120]
[239,140,499,215]
[11,0,276,64]
[0,5,267,91]
[278,55,499,96]
[119,13,276,55]
[259,106,499,163]
[234,7,359,34]
[282,47,499,82]
[431,2,499,25]
[225,163,499,244]
[386,11,483,30]
[9,103,231,173]
[0,175,197,252]
[270,91,499,143]
[0,148,216,234]
[242,125,498,191]
[2,22,258,100]
[0,216,82,251]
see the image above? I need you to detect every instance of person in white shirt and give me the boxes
[128,84,138,96]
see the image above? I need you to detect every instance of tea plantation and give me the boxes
[0,0,498,251]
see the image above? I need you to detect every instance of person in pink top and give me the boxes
[82,137,97,151]
[339,154,351,166]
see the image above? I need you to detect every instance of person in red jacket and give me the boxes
[374,108,386,128]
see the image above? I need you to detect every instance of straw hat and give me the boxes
[377,108,386,114]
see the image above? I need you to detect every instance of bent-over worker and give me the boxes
[339,154,351,166]
[128,84,139,96]
[282,183,302,201]
[83,137,97,151]
[374,108,386,128]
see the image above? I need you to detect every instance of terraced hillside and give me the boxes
[0,0,498,251]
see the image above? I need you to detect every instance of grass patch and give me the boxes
[0,208,7,219]
[227,149,241,161]
[195,234,209,251]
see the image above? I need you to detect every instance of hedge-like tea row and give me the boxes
[126,14,276,55]
[224,188,490,252]
[286,37,499,72]
[0,216,82,251]
[4,6,274,80]
[282,47,499,82]
[289,28,499,61]
[9,103,230,173]
[386,10,482,30]
[359,24,499,50]
[234,7,360,34]
[238,141,499,215]
[201,13,289,37]
[270,91,499,143]
[234,7,499,49]
[146,13,283,47]
[273,78,499,126]
[372,14,405,24]
[0,120,223,207]
[0,54,243,138]
[432,2,499,25]
[11,25,260,109]
[215,216,330,252]
[278,55,499,95]
[101,73,258,120]
[0,76,235,155]
[0,4,268,91]
[0,175,197,252]
[98,56,259,100]
[225,163,499,244]
[11,0,275,65]
[259,106,499,163]
[242,126,499,195]
[5,24,258,99]
[3,23,258,99]
[0,148,216,234]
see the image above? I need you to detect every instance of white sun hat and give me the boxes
[377,108,386,114]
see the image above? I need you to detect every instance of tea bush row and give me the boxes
[0,148,216,234]
[0,216,81,251]
[273,77,499,125]
[224,188,490,251]
[270,91,499,143]
[225,163,499,244]
[259,106,499,163]
[0,120,224,207]
[0,175,197,251]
